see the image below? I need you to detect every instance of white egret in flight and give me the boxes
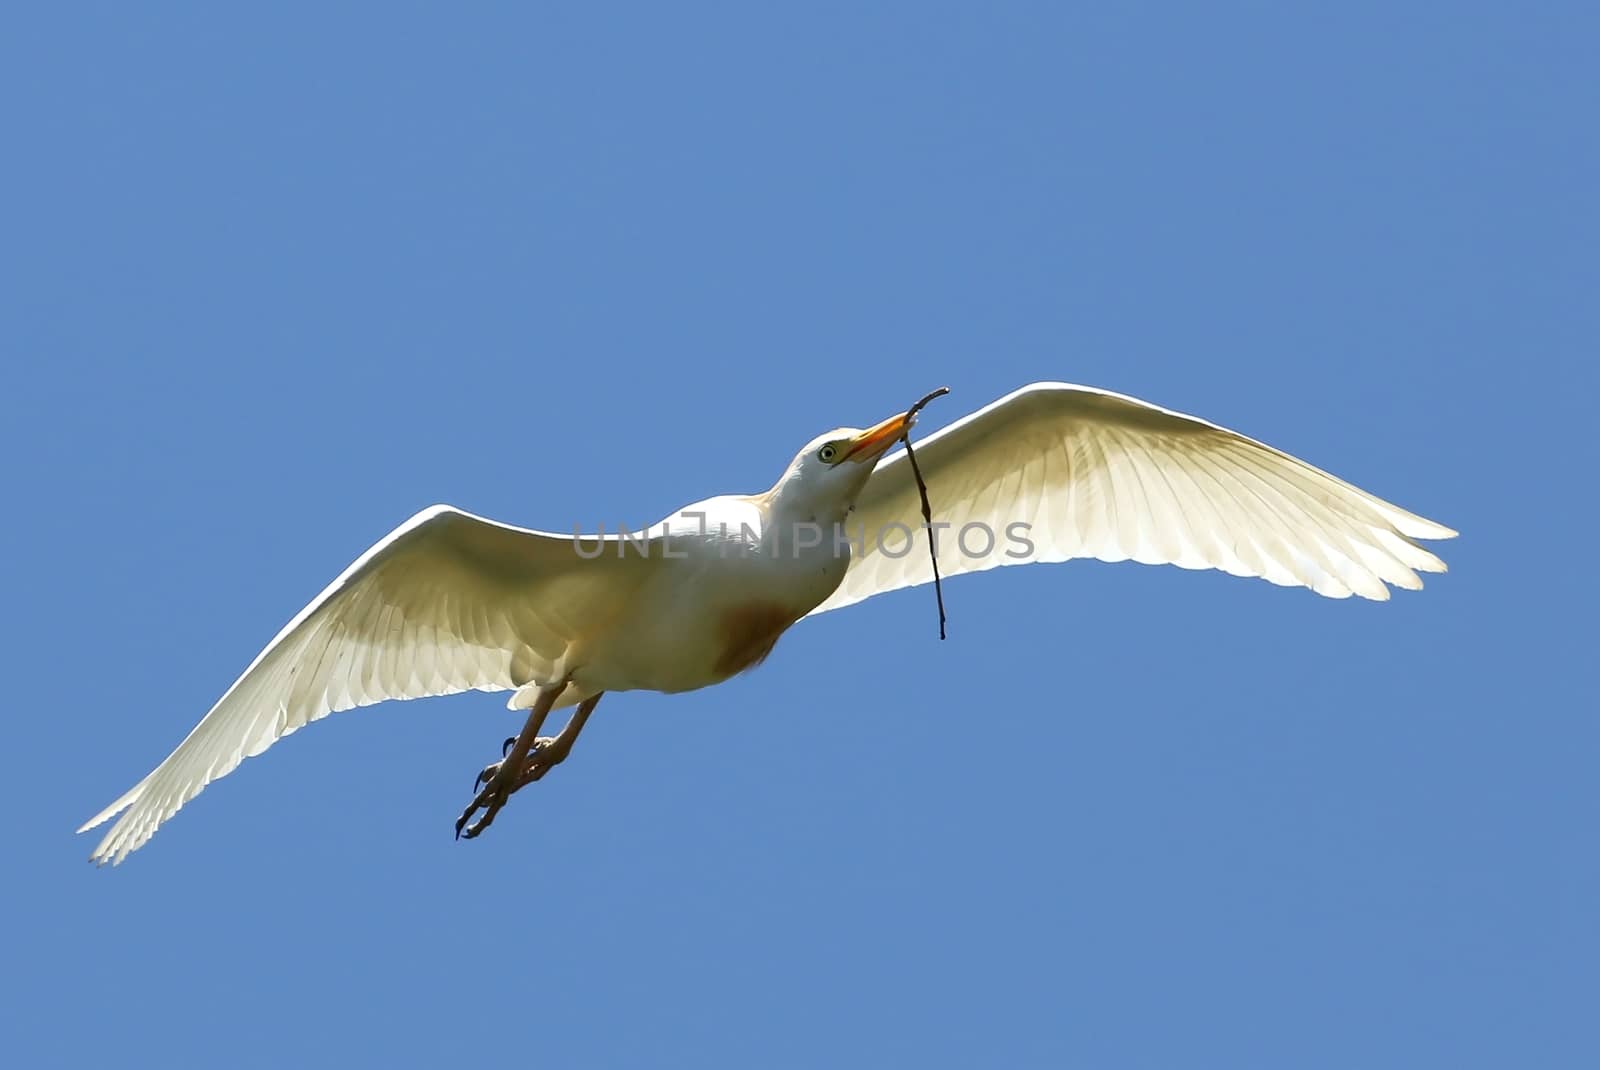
[79,382,1455,864]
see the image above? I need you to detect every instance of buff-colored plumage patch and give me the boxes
[713,603,797,677]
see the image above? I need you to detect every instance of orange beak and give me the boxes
[842,410,915,464]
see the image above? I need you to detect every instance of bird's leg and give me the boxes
[514,692,603,788]
[472,692,603,795]
[455,680,566,840]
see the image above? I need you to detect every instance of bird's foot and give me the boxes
[455,761,517,840]
[456,737,574,840]
[471,736,573,793]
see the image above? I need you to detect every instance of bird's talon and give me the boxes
[502,736,516,757]
[455,761,517,843]
[474,760,502,793]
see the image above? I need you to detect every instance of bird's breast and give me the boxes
[711,601,801,678]
[574,509,852,697]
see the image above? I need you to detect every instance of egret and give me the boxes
[79,382,1456,864]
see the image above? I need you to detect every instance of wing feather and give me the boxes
[79,505,649,864]
[812,383,1455,616]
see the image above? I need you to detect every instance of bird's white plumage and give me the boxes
[80,381,1456,865]
[79,507,655,864]
[812,383,1453,614]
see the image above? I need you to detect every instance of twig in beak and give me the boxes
[900,387,950,639]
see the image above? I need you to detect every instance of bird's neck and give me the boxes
[749,480,852,557]
[757,477,848,527]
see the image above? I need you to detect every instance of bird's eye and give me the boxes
[818,444,839,463]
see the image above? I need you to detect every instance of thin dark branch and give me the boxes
[900,387,950,639]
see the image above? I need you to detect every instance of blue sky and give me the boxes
[5,4,1594,1066]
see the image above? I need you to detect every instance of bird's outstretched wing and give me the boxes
[79,506,650,864]
[812,383,1456,615]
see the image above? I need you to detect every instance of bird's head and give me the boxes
[764,410,915,520]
